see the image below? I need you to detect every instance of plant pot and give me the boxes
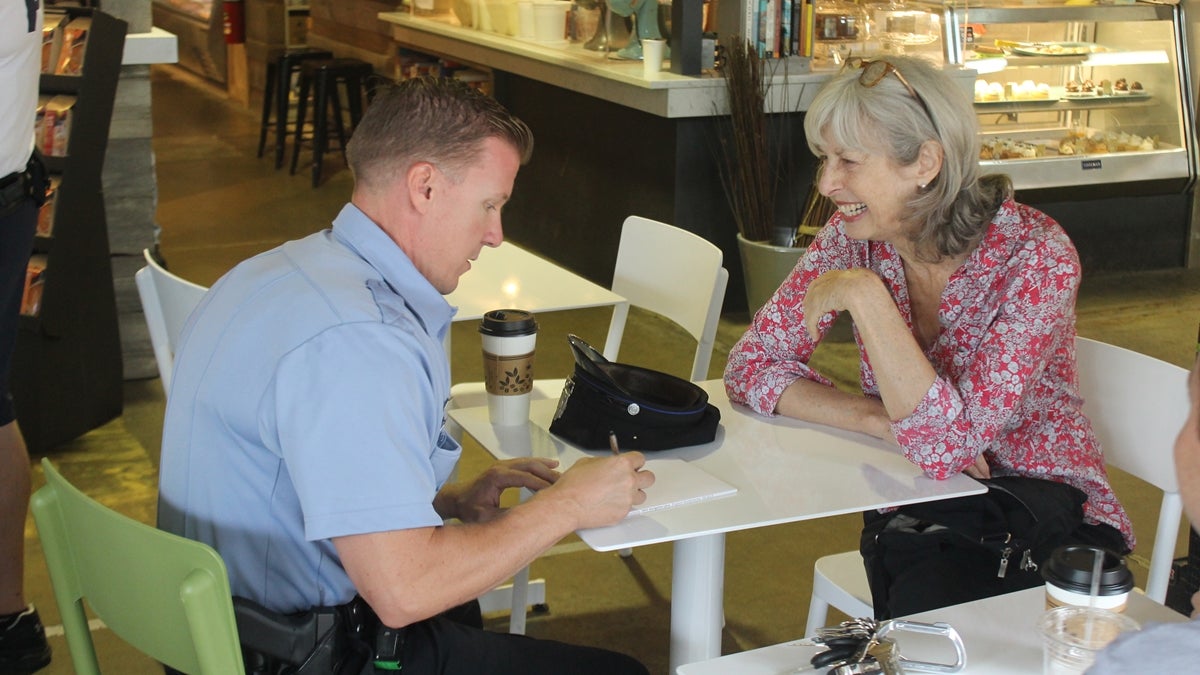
[737,233,806,315]
[736,233,855,342]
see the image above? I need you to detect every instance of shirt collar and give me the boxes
[329,204,455,340]
[970,198,1024,273]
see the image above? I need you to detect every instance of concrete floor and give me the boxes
[14,63,1200,675]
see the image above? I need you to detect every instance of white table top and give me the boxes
[446,241,625,322]
[447,379,986,551]
[676,587,1188,674]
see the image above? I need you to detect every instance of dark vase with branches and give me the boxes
[714,38,833,311]
[715,38,833,248]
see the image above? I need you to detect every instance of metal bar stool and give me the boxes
[289,58,375,187]
[256,47,333,169]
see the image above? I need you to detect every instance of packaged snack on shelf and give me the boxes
[34,95,52,154]
[55,16,91,75]
[42,12,67,74]
[22,256,48,317]
[42,95,77,157]
[37,177,61,238]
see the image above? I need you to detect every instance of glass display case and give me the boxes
[928,1,1196,192]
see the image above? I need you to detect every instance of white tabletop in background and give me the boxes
[676,587,1188,675]
[446,241,625,322]
[448,379,986,551]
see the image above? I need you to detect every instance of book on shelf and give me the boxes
[39,95,76,158]
[21,255,48,318]
[745,0,814,58]
[55,16,91,76]
[41,12,67,74]
[37,177,61,238]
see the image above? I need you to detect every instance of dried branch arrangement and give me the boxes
[716,37,776,243]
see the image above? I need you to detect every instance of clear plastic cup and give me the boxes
[1038,606,1139,674]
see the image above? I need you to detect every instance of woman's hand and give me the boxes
[803,269,886,341]
[441,457,561,523]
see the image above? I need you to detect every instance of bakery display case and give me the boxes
[934,1,1195,192]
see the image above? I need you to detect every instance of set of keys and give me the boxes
[799,618,967,674]
[808,618,901,674]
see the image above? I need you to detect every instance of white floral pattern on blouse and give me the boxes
[724,198,1133,547]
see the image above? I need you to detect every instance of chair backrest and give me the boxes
[601,215,729,382]
[30,458,245,675]
[134,248,208,395]
[1075,336,1190,603]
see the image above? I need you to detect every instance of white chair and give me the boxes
[457,215,729,633]
[449,215,728,415]
[803,336,1191,636]
[134,248,208,395]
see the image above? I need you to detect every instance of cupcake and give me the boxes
[1113,78,1130,96]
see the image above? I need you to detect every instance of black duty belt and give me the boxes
[0,171,31,214]
[0,151,48,219]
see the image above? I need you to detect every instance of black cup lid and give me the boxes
[1041,545,1134,596]
[479,309,538,337]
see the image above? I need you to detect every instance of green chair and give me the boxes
[30,458,245,675]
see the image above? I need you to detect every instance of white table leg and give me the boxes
[669,533,726,674]
[508,565,530,634]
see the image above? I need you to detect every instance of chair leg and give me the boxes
[290,73,311,176]
[805,594,831,638]
[257,61,277,159]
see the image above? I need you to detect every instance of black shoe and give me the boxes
[0,605,51,673]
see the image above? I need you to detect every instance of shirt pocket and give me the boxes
[430,429,462,489]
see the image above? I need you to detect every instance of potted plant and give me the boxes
[715,38,832,313]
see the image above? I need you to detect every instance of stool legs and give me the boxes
[289,72,312,177]
[257,60,277,159]
[273,59,294,170]
[311,74,332,188]
[290,58,372,187]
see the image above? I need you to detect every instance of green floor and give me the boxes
[16,64,1200,675]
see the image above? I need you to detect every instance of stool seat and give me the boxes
[256,47,333,169]
[289,57,376,187]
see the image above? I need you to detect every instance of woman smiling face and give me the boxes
[815,128,929,247]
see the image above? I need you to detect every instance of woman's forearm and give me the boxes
[775,378,895,441]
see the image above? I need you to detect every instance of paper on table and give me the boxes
[629,459,738,516]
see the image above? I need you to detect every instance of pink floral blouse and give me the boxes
[724,198,1133,547]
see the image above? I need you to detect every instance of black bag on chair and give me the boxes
[859,475,1112,620]
[549,334,721,451]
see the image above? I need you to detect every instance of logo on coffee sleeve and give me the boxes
[483,352,535,395]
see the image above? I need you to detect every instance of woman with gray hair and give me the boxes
[724,55,1131,618]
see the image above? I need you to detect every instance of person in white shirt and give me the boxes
[0,1,51,671]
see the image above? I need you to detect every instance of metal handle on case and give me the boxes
[874,620,967,673]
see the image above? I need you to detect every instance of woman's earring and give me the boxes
[918,182,927,190]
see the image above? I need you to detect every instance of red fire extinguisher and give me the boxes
[223,0,245,45]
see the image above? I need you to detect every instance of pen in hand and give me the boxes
[609,431,620,456]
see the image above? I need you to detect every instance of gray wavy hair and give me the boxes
[803,55,1010,262]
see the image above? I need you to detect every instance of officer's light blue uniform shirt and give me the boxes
[158,204,462,613]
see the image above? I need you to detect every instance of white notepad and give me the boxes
[629,459,738,516]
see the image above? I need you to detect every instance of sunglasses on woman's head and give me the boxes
[843,57,936,129]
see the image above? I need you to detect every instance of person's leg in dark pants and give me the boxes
[397,600,647,675]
